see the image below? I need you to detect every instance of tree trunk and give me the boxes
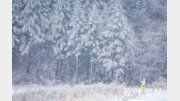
[55,58,63,78]
[26,51,30,73]
[90,52,92,84]
[103,67,106,83]
[111,68,114,83]
[55,59,59,77]
[138,66,141,86]
[61,58,63,73]
[128,69,131,86]
[76,55,79,84]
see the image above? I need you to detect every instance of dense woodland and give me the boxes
[12,0,167,86]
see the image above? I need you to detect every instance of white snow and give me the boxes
[12,84,166,101]
[129,91,167,101]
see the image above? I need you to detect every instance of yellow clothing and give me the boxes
[142,86,146,90]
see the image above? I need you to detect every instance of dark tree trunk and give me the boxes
[76,56,79,84]
[111,68,114,83]
[90,53,92,84]
[55,58,63,78]
[60,58,63,75]
[26,51,30,73]
[87,63,89,83]
[103,67,106,83]
[55,59,59,77]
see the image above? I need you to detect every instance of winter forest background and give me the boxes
[12,0,167,87]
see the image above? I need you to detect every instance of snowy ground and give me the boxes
[12,84,166,101]
[129,91,167,101]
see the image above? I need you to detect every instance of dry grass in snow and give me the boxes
[13,83,166,101]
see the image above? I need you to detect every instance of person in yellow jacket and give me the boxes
[141,78,146,90]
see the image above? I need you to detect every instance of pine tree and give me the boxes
[96,0,135,84]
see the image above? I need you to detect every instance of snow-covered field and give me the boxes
[12,84,166,101]
[129,91,167,101]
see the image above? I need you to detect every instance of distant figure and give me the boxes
[141,78,146,90]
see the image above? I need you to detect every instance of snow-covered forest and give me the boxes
[12,0,166,86]
[12,0,166,97]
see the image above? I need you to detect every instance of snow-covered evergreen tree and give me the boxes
[122,0,167,85]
